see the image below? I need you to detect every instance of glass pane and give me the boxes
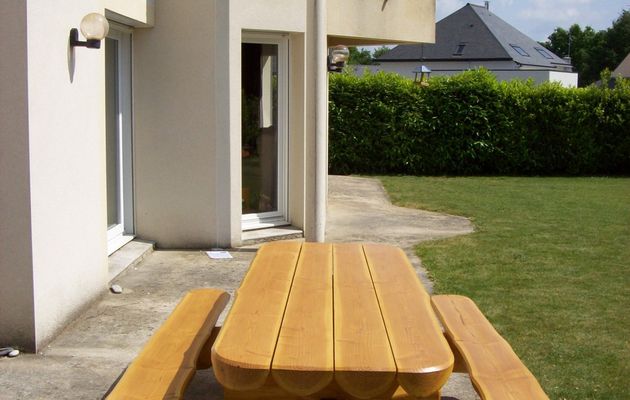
[242,43,279,215]
[105,38,120,229]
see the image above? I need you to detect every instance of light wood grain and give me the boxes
[211,242,302,391]
[197,326,222,370]
[107,288,230,400]
[364,244,454,398]
[431,295,549,400]
[224,377,301,400]
[333,243,397,399]
[391,386,441,399]
[271,243,334,396]
[224,376,344,400]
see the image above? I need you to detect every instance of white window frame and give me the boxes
[106,23,135,254]
[241,33,290,231]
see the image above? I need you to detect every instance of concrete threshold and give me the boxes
[107,240,155,282]
[241,226,304,246]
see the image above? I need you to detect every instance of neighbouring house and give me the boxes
[0,0,435,351]
[375,2,578,87]
[594,52,629,87]
[613,52,630,78]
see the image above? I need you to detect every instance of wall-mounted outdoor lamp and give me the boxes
[328,45,350,73]
[69,13,110,49]
[413,65,432,86]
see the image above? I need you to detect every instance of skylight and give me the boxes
[453,43,466,56]
[510,44,530,57]
[535,47,554,59]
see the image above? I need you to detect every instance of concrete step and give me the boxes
[108,240,155,282]
[241,226,304,246]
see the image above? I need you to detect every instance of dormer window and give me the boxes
[510,44,530,57]
[454,43,466,56]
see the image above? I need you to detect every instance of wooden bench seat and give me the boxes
[107,288,230,400]
[431,295,548,400]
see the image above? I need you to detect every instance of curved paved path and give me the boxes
[327,175,474,292]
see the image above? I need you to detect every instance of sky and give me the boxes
[437,0,628,42]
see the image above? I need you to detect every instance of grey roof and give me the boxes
[614,53,630,77]
[378,3,571,69]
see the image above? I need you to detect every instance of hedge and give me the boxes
[328,69,630,175]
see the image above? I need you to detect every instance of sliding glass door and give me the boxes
[105,24,134,253]
[241,35,288,230]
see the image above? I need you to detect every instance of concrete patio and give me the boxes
[0,175,475,400]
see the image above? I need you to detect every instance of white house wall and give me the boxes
[0,0,35,351]
[373,60,517,78]
[328,0,435,46]
[132,0,312,248]
[547,71,578,87]
[375,61,578,87]
[133,1,219,248]
[27,0,112,351]
[1,0,111,351]
[217,0,312,246]
[104,0,154,26]
[0,0,154,351]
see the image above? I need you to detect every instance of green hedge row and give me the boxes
[328,69,630,175]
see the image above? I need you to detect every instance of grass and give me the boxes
[379,176,630,400]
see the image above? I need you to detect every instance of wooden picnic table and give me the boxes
[211,242,454,400]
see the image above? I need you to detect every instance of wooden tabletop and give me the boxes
[211,242,454,399]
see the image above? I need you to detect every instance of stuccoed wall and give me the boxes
[0,0,154,352]
[327,0,435,46]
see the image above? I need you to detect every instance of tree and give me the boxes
[543,25,609,86]
[543,9,630,86]
[347,47,374,65]
[347,46,394,65]
[372,46,392,60]
[606,10,630,68]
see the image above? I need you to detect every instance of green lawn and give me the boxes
[379,176,630,400]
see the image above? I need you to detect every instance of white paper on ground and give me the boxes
[206,250,233,259]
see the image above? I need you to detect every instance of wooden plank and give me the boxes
[333,243,397,399]
[271,243,335,396]
[211,242,302,391]
[431,295,549,400]
[224,377,301,400]
[391,386,441,399]
[364,244,454,399]
[107,289,230,400]
[224,376,341,400]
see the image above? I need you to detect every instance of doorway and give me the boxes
[105,24,134,254]
[241,35,289,230]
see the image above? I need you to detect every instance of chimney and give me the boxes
[485,1,490,10]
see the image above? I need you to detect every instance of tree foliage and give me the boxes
[329,69,630,176]
[347,47,374,65]
[543,10,630,86]
[347,46,393,65]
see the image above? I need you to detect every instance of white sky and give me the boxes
[436,1,628,41]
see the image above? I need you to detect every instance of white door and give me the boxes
[241,34,289,230]
[105,24,134,254]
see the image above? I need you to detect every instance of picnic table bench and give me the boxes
[432,295,549,400]
[106,288,230,400]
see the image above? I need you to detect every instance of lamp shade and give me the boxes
[80,13,109,40]
[330,45,350,64]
